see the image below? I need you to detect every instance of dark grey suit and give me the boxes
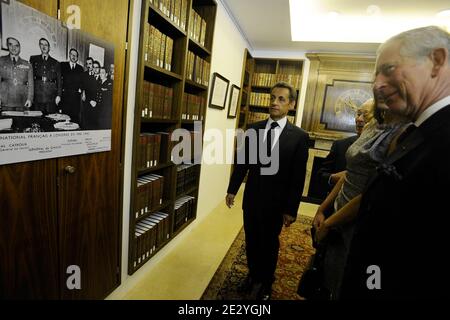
[316,135,358,202]
[341,105,450,299]
[227,119,309,288]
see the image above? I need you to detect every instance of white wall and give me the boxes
[251,50,311,128]
[107,0,249,299]
[196,0,249,221]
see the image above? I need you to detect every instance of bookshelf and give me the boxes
[237,51,304,129]
[129,0,217,274]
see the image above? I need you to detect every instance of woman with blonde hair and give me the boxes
[310,96,410,300]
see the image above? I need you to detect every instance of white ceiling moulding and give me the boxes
[289,0,450,44]
[217,0,254,52]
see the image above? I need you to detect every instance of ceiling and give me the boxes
[221,0,450,54]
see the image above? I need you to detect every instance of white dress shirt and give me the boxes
[264,116,287,149]
[415,95,450,127]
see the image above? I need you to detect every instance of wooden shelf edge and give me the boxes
[137,162,174,175]
[145,63,183,80]
[148,2,187,37]
[185,79,208,90]
[175,185,199,199]
[135,201,172,223]
[141,118,178,123]
[188,38,211,56]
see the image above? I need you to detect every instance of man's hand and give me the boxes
[24,100,32,108]
[90,100,97,107]
[330,170,346,184]
[313,209,325,230]
[55,96,61,105]
[283,214,296,227]
[226,194,235,208]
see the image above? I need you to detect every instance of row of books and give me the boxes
[143,24,174,71]
[141,82,174,119]
[138,133,160,170]
[149,0,188,31]
[182,93,206,121]
[251,73,300,88]
[250,92,271,107]
[189,8,207,46]
[176,164,200,196]
[135,174,165,219]
[174,196,196,232]
[248,112,295,124]
[275,73,301,89]
[134,212,170,267]
[186,51,210,86]
[249,92,297,108]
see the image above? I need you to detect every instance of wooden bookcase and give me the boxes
[129,0,217,274]
[237,51,304,129]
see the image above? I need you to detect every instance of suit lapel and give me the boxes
[365,105,450,189]
[385,129,424,165]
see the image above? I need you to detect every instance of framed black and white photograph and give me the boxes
[209,72,229,110]
[0,0,115,165]
[227,84,240,119]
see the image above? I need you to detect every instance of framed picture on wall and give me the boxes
[227,84,240,118]
[209,72,229,110]
[321,80,373,133]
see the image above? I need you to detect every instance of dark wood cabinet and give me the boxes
[0,0,130,299]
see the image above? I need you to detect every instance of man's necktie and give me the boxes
[12,57,16,65]
[266,121,279,157]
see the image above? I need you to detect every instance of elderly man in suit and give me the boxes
[30,38,61,114]
[60,48,84,124]
[0,37,33,112]
[226,82,309,300]
[341,26,450,299]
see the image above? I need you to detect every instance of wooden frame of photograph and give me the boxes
[208,72,229,110]
[227,84,240,119]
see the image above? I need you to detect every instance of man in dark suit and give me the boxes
[81,60,101,129]
[341,26,450,299]
[60,48,84,124]
[30,38,61,114]
[226,82,309,300]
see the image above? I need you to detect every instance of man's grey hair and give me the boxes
[378,26,450,62]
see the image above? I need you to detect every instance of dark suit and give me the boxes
[341,105,450,299]
[60,62,84,124]
[316,135,358,203]
[227,119,309,288]
[30,55,61,114]
[81,73,100,129]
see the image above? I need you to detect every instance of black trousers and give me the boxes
[243,209,284,287]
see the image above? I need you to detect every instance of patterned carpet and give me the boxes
[201,215,315,300]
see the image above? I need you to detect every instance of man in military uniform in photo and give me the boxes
[60,48,84,124]
[29,38,61,114]
[0,37,34,112]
